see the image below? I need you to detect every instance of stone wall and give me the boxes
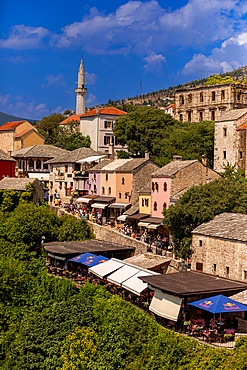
[0,131,14,154]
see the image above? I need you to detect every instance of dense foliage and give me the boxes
[114,107,214,167]
[0,183,35,212]
[163,178,247,258]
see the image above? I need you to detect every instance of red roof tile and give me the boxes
[0,121,26,130]
[14,128,34,138]
[59,115,81,125]
[81,107,127,117]
[237,123,247,130]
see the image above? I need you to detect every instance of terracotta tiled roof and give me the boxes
[0,121,26,130]
[192,213,247,242]
[59,115,81,125]
[81,107,127,117]
[12,145,68,158]
[237,123,247,130]
[14,128,34,137]
[45,147,102,164]
[0,149,15,162]
[216,108,247,122]
[152,160,198,178]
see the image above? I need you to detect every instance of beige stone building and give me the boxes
[191,213,247,303]
[0,121,45,155]
[213,108,247,173]
[174,83,247,123]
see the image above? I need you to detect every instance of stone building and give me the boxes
[151,155,220,218]
[174,83,247,123]
[0,177,44,204]
[213,108,247,173]
[191,213,247,303]
[0,120,45,155]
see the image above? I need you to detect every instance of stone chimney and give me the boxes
[96,105,99,114]
[145,150,149,159]
[173,155,182,161]
[202,154,207,166]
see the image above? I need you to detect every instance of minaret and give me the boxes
[75,55,87,115]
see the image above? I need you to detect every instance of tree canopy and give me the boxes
[163,178,247,258]
[37,114,65,139]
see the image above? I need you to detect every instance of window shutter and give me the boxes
[115,136,118,145]
[104,121,107,129]
[104,136,107,145]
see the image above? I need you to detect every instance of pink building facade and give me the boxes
[151,177,171,218]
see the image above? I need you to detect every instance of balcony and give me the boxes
[73,170,88,178]
[55,173,65,181]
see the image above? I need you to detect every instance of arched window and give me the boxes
[154,202,157,211]
[155,182,159,191]
[36,159,41,169]
[163,182,167,192]
[121,177,125,185]
[29,159,34,169]
[93,173,96,181]
[108,187,111,195]
[102,187,105,195]
[163,203,167,210]
[106,173,108,181]
[142,198,144,207]
[145,198,149,207]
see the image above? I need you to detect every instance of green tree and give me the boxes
[220,163,246,182]
[117,150,130,159]
[37,114,65,141]
[51,121,91,150]
[204,73,236,85]
[58,215,94,242]
[163,179,247,258]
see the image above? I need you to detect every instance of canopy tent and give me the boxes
[92,203,109,209]
[89,259,124,279]
[109,203,131,209]
[117,215,127,221]
[107,265,140,286]
[69,252,109,267]
[76,197,91,203]
[189,294,247,313]
[122,271,153,296]
[138,221,150,227]
[148,224,161,230]
[149,289,182,321]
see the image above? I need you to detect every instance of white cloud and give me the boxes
[86,93,96,105]
[42,74,67,89]
[85,72,97,84]
[143,51,166,74]
[0,25,50,50]
[1,55,26,63]
[0,93,11,107]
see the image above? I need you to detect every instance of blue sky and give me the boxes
[1,0,247,120]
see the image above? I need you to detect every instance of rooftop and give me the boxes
[117,158,155,172]
[89,159,113,172]
[0,149,15,162]
[45,147,101,164]
[0,120,26,130]
[175,82,246,93]
[101,158,132,172]
[152,159,198,177]
[192,213,247,242]
[14,128,44,139]
[124,253,171,270]
[43,239,135,256]
[216,108,247,122]
[123,202,139,216]
[12,144,68,158]
[0,177,38,191]
[139,270,247,297]
[59,114,81,125]
[139,183,151,194]
[81,107,127,117]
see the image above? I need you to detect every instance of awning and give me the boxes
[149,289,182,321]
[76,155,107,163]
[127,213,150,221]
[48,252,66,261]
[109,203,131,209]
[140,217,163,224]
[92,203,109,209]
[76,197,91,203]
[117,215,127,221]
[138,222,150,227]
[89,259,124,279]
[28,172,50,181]
[148,224,161,229]
[122,271,153,296]
[107,265,140,286]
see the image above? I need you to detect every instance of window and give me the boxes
[29,159,34,169]
[104,121,112,129]
[237,90,241,100]
[154,182,159,191]
[105,173,108,181]
[104,136,111,145]
[102,187,105,195]
[125,192,128,199]
[121,177,125,185]
[239,151,243,159]
[36,159,41,169]
[200,92,203,102]
[108,187,111,195]
[163,202,167,210]
[226,266,229,277]
[154,201,157,211]
[93,173,96,181]
[244,270,247,280]
[163,182,167,192]
[179,114,183,122]
[188,111,191,122]
[179,95,184,105]
[145,198,149,207]
[188,94,192,103]
[119,192,122,199]
[223,128,227,136]
[93,184,97,194]
[212,91,216,101]
[152,182,154,191]
[211,110,215,121]
[199,111,203,122]
[199,240,203,247]
[223,151,226,159]
[213,264,217,273]
[65,165,68,173]
[221,90,225,100]
[196,262,203,271]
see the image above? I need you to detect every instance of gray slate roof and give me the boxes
[117,158,151,172]
[139,183,151,194]
[0,149,15,161]
[124,253,171,270]
[152,160,198,177]
[192,213,247,242]
[216,108,247,122]
[123,202,139,216]
[89,159,113,171]
[45,147,102,164]
[12,145,68,158]
[0,177,37,190]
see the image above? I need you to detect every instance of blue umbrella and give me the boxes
[189,294,247,313]
[69,252,109,267]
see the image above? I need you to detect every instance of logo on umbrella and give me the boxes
[223,303,240,310]
[199,300,213,308]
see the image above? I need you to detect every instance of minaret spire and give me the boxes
[75,54,87,115]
